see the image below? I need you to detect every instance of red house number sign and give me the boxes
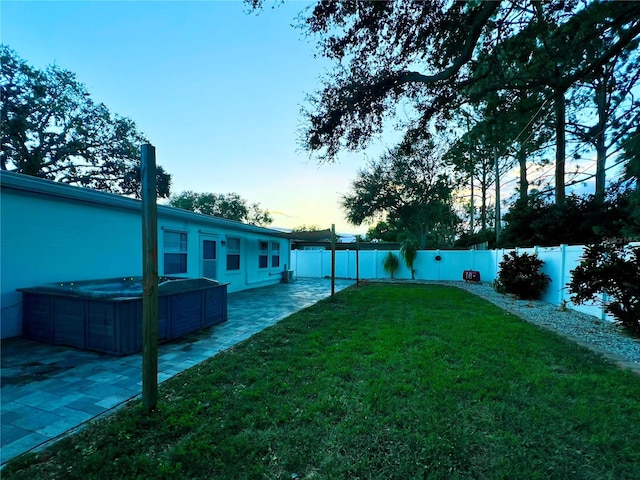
[463,270,481,282]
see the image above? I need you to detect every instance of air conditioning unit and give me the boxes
[282,270,294,283]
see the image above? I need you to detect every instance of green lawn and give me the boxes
[5,284,640,480]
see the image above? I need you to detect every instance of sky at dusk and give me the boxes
[1,0,393,235]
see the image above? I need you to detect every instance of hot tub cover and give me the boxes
[18,276,222,299]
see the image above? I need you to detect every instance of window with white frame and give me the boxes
[164,230,187,274]
[258,241,268,269]
[271,241,280,268]
[226,237,241,271]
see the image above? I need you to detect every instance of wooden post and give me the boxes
[141,144,159,413]
[356,237,360,286]
[331,224,336,298]
[494,145,501,244]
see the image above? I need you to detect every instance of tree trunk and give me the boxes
[418,226,429,249]
[480,158,491,232]
[594,77,608,200]
[494,146,501,244]
[470,173,475,234]
[555,92,566,205]
[517,146,528,201]
[481,162,488,231]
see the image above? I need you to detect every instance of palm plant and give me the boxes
[400,240,418,280]
[382,252,400,279]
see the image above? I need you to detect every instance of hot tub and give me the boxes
[18,277,228,356]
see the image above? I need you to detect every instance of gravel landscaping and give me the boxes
[447,280,640,370]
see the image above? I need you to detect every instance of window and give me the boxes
[226,237,240,271]
[202,239,217,279]
[164,231,187,274]
[258,241,268,269]
[202,240,216,261]
[271,241,280,268]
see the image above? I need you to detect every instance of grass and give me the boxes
[4,284,640,479]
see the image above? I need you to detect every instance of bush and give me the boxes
[400,240,418,280]
[568,242,640,336]
[496,251,551,300]
[382,252,400,279]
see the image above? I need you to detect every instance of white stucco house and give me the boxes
[0,171,292,339]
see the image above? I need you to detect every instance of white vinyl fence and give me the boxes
[291,244,612,321]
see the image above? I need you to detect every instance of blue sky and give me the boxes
[1,0,387,234]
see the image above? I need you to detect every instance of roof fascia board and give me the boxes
[0,171,289,238]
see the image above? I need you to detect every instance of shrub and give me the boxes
[382,252,400,279]
[496,251,551,300]
[568,242,640,336]
[400,240,418,280]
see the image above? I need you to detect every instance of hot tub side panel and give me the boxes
[87,300,120,354]
[22,292,53,343]
[168,291,202,338]
[52,298,88,349]
[22,293,141,356]
[165,284,227,337]
[21,283,227,356]
[204,284,227,327]
[22,294,88,350]
[112,300,142,356]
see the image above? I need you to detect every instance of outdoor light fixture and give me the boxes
[221,240,226,246]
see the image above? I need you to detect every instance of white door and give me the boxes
[201,237,217,280]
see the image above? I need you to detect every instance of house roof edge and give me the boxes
[0,171,289,238]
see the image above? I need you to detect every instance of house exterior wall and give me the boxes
[0,172,291,339]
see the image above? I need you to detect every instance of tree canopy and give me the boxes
[1,45,171,197]
[341,143,461,248]
[249,0,640,245]
[500,185,637,247]
[295,1,639,203]
[169,191,273,227]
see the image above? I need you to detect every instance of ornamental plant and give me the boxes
[400,239,418,280]
[568,242,640,336]
[382,252,400,279]
[496,251,551,300]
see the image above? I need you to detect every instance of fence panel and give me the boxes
[292,244,612,321]
[537,246,564,305]
[334,250,354,279]
[357,251,379,279]
[291,250,323,278]
[294,249,507,283]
